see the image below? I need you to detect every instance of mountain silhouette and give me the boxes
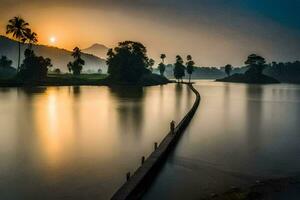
[82,43,109,59]
[0,35,107,73]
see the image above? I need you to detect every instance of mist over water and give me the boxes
[144,81,300,199]
[0,85,193,200]
[1,81,300,199]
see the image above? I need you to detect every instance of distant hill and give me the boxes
[0,35,107,73]
[82,43,109,59]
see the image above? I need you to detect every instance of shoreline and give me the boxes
[0,77,174,88]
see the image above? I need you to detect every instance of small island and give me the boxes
[216,54,280,84]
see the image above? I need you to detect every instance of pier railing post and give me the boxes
[170,120,175,134]
[126,172,131,181]
[141,156,145,165]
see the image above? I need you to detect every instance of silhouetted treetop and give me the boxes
[174,55,185,82]
[68,47,85,75]
[18,49,52,82]
[0,56,13,68]
[160,54,166,63]
[186,55,195,82]
[6,16,30,71]
[245,54,266,75]
[106,41,151,83]
[224,64,233,77]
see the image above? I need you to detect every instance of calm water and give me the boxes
[144,81,300,199]
[0,84,193,200]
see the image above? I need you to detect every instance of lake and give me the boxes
[1,81,300,200]
[143,81,300,199]
[0,84,193,200]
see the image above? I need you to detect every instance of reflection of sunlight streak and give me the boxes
[48,94,58,134]
[34,88,63,169]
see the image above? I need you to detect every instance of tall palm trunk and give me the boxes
[17,41,21,72]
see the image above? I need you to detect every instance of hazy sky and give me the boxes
[1,0,300,66]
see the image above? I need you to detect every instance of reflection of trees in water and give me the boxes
[222,83,231,130]
[110,86,144,100]
[110,86,144,137]
[72,86,81,97]
[0,87,11,93]
[245,85,263,152]
[18,87,47,97]
[186,84,193,109]
[175,83,183,119]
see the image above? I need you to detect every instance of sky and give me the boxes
[0,0,300,66]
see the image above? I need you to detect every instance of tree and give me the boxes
[6,17,30,71]
[224,64,233,77]
[68,47,85,75]
[245,54,266,76]
[106,41,150,83]
[25,30,38,50]
[18,49,52,82]
[0,56,13,68]
[54,68,61,74]
[160,54,166,64]
[158,62,166,76]
[174,55,185,82]
[148,58,155,72]
[186,55,195,83]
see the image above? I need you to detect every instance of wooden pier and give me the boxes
[111,84,201,200]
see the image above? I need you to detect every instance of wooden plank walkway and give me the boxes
[111,83,201,200]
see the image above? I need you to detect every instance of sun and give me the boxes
[49,36,56,44]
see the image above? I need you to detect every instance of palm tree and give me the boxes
[25,30,38,50]
[6,17,30,71]
[72,47,82,59]
[69,47,85,75]
[160,54,166,64]
[186,55,195,83]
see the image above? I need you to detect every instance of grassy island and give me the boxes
[216,54,280,84]
[216,73,279,84]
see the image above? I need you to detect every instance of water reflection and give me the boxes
[245,85,263,152]
[144,81,300,200]
[0,84,193,200]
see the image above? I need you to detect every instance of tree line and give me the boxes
[3,16,86,82]
[3,16,300,84]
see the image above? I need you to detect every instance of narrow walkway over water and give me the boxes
[111,84,201,200]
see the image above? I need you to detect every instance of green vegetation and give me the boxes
[224,64,232,77]
[148,58,155,72]
[158,54,167,76]
[217,54,280,84]
[0,56,16,78]
[18,49,52,82]
[3,18,170,87]
[0,56,13,68]
[68,47,85,75]
[6,17,30,71]
[106,41,158,84]
[173,55,185,82]
[186,55,195,83]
